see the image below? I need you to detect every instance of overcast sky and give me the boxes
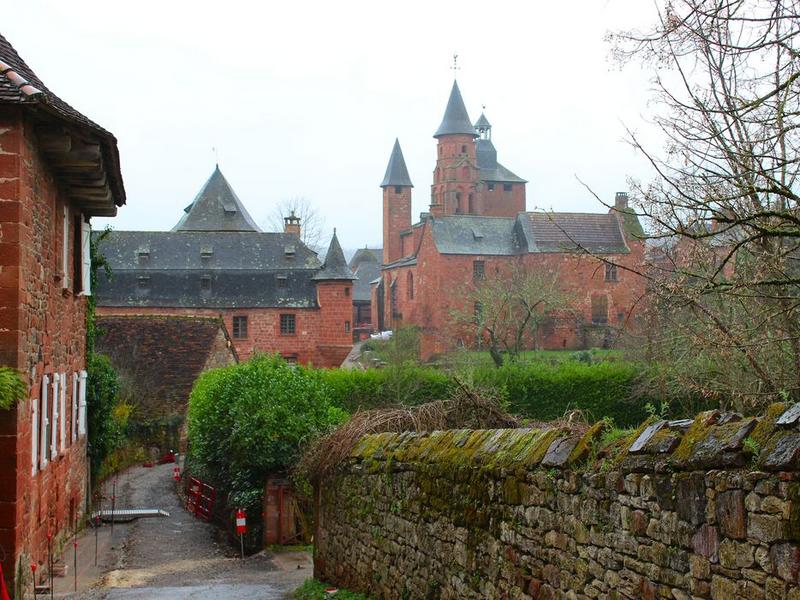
[4,1,662,250]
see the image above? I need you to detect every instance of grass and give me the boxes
[293,578,372,599]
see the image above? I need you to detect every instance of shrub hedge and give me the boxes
[318,361,650,426]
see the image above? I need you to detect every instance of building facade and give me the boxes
[94,167,354,367]
[376,81,645,358]
[0,33,126,597]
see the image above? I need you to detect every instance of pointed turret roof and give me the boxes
[434,80,477,138]
[380,138,413,188]
[172,166,262,232]
[474,112,491,132]
[313,230,355,280]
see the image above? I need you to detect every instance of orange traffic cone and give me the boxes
[0,563,11,600]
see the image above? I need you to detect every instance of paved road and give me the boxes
[71,463,310,600]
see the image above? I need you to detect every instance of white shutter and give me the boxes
[80,219,91,295]
[71,372,78,443]
[78,370,87,437]
[51,376,59,459]
[62,205,70,290]
[40,375,49,469]
[31,369,38,475]
[59,373,66,452]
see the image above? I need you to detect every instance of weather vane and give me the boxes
[212,146,220,166]
[451,53,459,73]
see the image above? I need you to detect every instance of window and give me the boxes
[394,186,402,194]
[345,320,351,333]
[280,314,296,335]
[40,374,49,470]
[232,315,248,338]
[79,219,91,294]
[78,370,87,437]
[344,286,350,297]
[71,372,78,443]
[473,260,485,282]
[461,145,467,153]
[605,263,618,282]
[137,249,150,264]
[72,216,82,293]
[407,272,414,300]
[487,183,495,191]
[277,275,287,289]
[137,276,150,289]
[200,275,211,291]
[503,183,513,192]
[591,295,609,325]
[61,205,70,289]
[468,193,475,214]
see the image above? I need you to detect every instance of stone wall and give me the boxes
[315,404,800,599]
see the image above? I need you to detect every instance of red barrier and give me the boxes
[186,476,216,522]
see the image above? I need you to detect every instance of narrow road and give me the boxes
[74,463,310,599]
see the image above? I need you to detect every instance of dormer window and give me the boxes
[284,244,296,258]
[200,247,213,260]
[137,248,150,264]
[200,275,211,291]
[472,229,484,240]
[277,274,288,288]
[137,275,150,289]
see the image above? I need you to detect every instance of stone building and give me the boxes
[0,33,126,596]
[95,315,237,452]
[376,80,645,358]
[348,247,381,340]
[94,166,355,367]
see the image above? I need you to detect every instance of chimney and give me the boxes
[615,192,629,210]
[284,210,301,237]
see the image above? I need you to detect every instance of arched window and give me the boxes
[407,272,414,300]
[468,193,475,214]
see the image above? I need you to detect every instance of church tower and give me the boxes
[431,80,480,216]
[380,138,413,264]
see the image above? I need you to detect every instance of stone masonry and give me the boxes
[315,404,800,599]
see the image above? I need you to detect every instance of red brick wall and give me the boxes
[479,182,526,218]
[0,109,90,596]
[431,134,479,216]
[315,281,354,367]
[382,187,411,264]
[381,221,646,360]
[96,292,354,369]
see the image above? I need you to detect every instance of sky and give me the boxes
[3,0,663,251]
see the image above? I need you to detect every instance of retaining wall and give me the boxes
[315,404,800,599]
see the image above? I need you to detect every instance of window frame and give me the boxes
[280,313,296,336]
[232,315,249,339]
[604,263,618,282]
[473,260,485,282]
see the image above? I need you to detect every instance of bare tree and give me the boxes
[449,264,567,367]
[607,0,800,410]
[267,197,327,251]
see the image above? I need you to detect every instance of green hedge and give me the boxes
[0,367,25,410]
[318,362,650,427]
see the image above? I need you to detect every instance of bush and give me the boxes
[87,353,125,477]
[187,355,347,513]
[0,366,25,410]
[319,361,653,427]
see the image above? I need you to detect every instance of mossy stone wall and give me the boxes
[315,405,800,599]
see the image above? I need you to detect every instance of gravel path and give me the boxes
[76,463,310,599]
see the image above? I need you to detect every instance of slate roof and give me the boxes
[476,139,527,184]
[431,215,522,256]
[434,80,477,138]
[474,112,491,132]
[95,316,237,417]
[428,212,632,256]
[313,231,355,280]
[520,212,629,254]
[94,230,323,308]
[380,139,413,188]
[349,247,381,302]
[173,166,261,232]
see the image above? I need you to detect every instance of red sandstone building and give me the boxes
[94,167,354,367]
[0,34,126,596]
[376,81,645,358]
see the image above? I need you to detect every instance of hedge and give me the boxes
[318,362,650,427]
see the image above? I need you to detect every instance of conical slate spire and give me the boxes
[313,230,355,280]
[474,112,491,132]
[434,80,477,139]
[172,165,261,232]
[380,138,413,188]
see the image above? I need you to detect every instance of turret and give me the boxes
[380,138,413,264]
[431,81,479,215]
